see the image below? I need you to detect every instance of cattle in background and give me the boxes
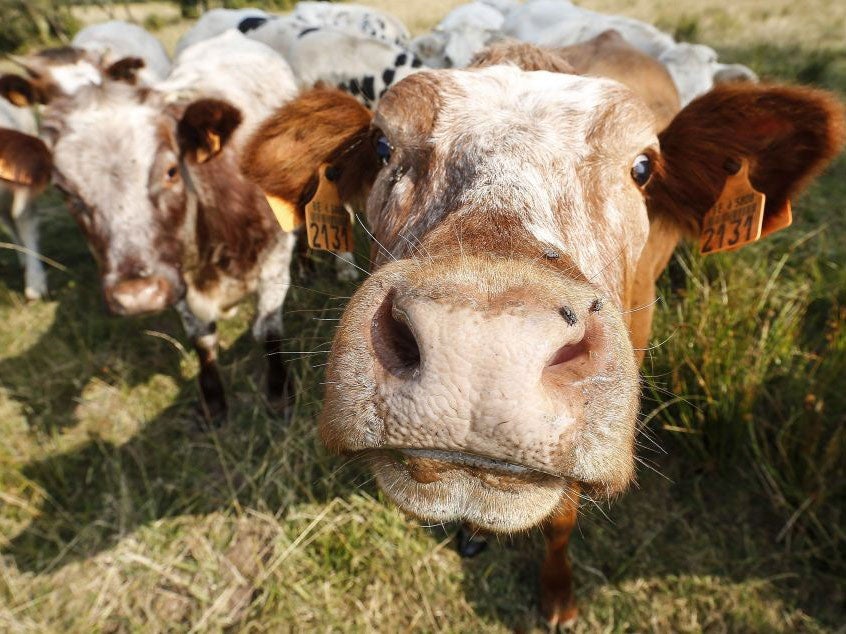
[411,1,508,69]
[174,8,272,56]
[283,29,423,108]
[176,3,410,60]
[0,32,299,420]
[0,99,48,300]
[239,42,844,625]
[6,21,170,100]
[71,20,172,84]
[502,0,757,104]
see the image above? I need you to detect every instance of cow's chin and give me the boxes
[365,451,573,533]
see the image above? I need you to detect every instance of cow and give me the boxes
[174,8,273,56]
[236,41,845,625]
[71,20,172,84]
[502,0,757,105]
[0,32,300,420]
[0,21,170,299]
[176,3,410,59]
[282,29,424,108]
[411,1,507,69]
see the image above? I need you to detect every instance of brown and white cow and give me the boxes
[241,39,843,623]
[0,32,299,420]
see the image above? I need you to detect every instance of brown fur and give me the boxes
[648,83,846,236]
[540,487,580,627]
[241,87,379,212]
[0,74,45,107]
[105,57,146,84]
[470,40,577,74]
[177,99,244,164]
[0,129,52,189]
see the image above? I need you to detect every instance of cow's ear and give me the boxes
[177,99,243,164]
[105,57,145,84]
[241,87,377,213]
[712,63,758,85]
[0,129,53,189]
[0,74,45,107]
[646,84,845,237]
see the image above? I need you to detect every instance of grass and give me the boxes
[1,0,846,631]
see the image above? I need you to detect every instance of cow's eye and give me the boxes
[166,164,179,181]
[631,154,652,187]
[375,135,393,165]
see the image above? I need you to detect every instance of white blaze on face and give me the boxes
[51,88,162,274]
[50,60,103,95]
[427,67,655,300]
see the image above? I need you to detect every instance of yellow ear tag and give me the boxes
[700,159,766,255]
[265,193,303,232]
[304,164,354,253]
[7,90,29,108]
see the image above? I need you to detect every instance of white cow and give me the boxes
[72,21,171,83]
[291,1,410,45]
[174,8,272,57]
[412,1,506,69]
[503,0,757,105]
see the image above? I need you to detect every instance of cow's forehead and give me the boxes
[51,88,164,214]
[380,65,656,151]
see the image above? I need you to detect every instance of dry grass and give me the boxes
[1,1,845,632]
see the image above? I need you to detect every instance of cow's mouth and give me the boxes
[363,448,571,533]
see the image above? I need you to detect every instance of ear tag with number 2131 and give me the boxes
[305,164,354,253]
[699,159,792,255]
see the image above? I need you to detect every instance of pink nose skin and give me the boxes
[105,276,171,315]
[368,287,615,475]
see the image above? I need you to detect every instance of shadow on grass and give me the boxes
[1,217,359,575]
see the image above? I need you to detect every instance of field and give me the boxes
[1,0,846,631]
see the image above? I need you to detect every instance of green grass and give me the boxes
[2,1,846,631]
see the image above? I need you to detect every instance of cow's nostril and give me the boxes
[546,337,589,369]
[371,291,421,379]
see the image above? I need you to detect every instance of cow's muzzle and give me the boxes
[319,256,640,531]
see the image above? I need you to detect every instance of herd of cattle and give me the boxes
[1,0,844,626]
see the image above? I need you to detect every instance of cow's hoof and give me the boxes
[194,398,227,429]
[24,285,46,301]
[540,595,578,631]
[456,525,488,558]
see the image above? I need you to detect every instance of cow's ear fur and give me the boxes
[177,99,243,164]
[646,84,846,236]
[470,40,576,73]
[241,87,378,212]
[105,57,146,84]
[0,74,44,107]
[0,129,52,189]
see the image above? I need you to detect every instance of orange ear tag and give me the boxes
[700,159,766,255]
[304,164,354,253]
[265,193,303,233]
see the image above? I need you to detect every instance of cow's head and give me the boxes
[242,65,843,532]
[1,47,150,104]
[0,79,243,315]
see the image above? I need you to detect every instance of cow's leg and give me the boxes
[8,190,47,300]
[335,251,360,282]
[540,486,580,628]
[253,233,296,412]
[456,523,488,557]
[176,301,227,424]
